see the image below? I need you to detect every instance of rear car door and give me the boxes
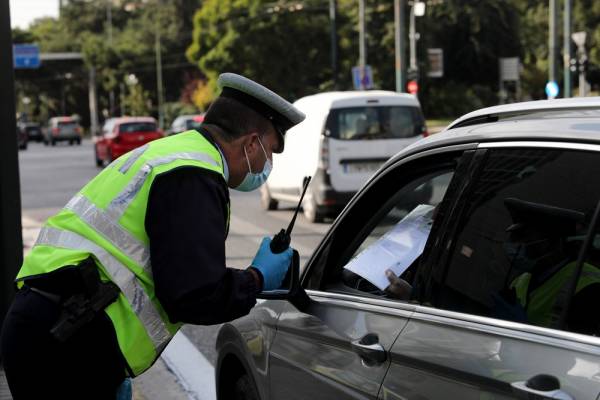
[268,146,474,399]
[381,143,600,399]
[326,104,426,193]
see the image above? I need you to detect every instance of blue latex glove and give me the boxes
[251,236,293,291]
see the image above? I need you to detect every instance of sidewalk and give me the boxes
[0,212,192,400]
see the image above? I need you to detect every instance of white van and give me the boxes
[263,91,427,222]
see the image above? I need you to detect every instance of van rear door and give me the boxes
[325,104,425,193]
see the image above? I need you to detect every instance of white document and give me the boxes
[344,204,435,290]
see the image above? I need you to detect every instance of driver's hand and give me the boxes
[384,269,413,300]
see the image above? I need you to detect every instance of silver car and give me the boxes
[215,98,600,400]
[44,116,82,146]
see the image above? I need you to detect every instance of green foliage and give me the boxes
[13,0,203,126]
[123,81,152,116]
[187,0,333,102]
[13,0,600,124]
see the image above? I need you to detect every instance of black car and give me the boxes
[19,122,43,142]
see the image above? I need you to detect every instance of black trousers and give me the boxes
[0,288,127,399]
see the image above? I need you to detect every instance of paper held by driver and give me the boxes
[343,204,434,291]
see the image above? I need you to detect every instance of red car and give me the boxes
[94,117,163,167]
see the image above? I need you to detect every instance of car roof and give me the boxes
[294,90,420,110]
[387,101,600,166]
[113,116,157,124]
[447,97,600,129]
[50,116,78,123]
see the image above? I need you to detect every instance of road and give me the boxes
[17,139,333,399]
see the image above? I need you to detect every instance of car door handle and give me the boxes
[350,333,387,365]
[511,374,574,400]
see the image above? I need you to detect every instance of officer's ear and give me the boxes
[244,132,261,154]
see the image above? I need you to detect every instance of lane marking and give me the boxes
[161,332,216,400]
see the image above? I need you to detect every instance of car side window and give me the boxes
[422,148,600,336]
[305,151,467,301]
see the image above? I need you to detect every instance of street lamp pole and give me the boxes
[563,0,571,97]
[409,4,417,72]
[394,0,406,92]
[155,3,165,129]
[358,0,367,90]
[329,0,338,89]
[549,0,558,85]
[106,0,115,115]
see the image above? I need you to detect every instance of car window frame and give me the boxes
[417,140,600,340]
[301,143,478,299]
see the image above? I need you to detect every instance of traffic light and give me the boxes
[569,58,578,73]
[407,80,419,94]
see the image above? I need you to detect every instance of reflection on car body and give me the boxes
[215,98,600,400]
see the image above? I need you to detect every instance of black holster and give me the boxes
[50,257,120,342]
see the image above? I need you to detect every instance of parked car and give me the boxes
[18,121,43,142]
[215,97,600,400]
[43,116,82,146]
[16,125,27,150]
[94,116,163,167]
[167,114,205,135]
[263,91,427,222]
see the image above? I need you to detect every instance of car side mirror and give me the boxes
[257,250,311,311]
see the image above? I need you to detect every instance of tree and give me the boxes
[187,0,333,102]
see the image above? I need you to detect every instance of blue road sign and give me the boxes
[545,80,559,99]
[352,65,373,90]
[13,44,41,69]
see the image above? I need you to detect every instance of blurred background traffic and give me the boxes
[10,0,600,144]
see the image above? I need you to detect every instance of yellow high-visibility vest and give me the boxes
[17,130,229,375]
[511,261,600,328]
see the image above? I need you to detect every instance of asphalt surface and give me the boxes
[10,138,333,399]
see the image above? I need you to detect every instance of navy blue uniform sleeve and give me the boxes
[145,166,260,325]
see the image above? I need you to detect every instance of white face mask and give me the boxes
[233,136,272,192]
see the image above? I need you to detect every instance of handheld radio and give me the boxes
[269,176,312,254]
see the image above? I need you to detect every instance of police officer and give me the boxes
[0,73,306,399]
[500,198,600,334]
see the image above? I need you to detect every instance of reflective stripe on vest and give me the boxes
[62,151,221,271]
[64,194,151,270]
[107,151,220,218]
[35,226,172,352]
[119,144,149,174]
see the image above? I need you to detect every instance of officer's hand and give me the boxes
[251,237,293,291]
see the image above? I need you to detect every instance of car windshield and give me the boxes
[119,122,157,133]
[326,106,424,140]
[26,126,40,133]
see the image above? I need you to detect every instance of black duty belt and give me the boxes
[25,257,120,342]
